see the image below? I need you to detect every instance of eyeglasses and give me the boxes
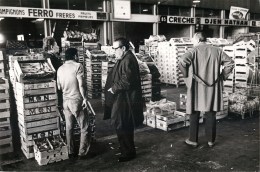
[112,46,122,50]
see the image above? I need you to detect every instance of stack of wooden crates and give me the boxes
[0,50,13,155]
[9,54,60,159]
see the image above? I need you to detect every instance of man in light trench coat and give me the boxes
[178,32,235,147]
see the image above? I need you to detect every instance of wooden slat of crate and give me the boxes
[17,105,56,116]
[0,124,12,137]
[156,120,185,131]
[16,80,56,90]
[0,117,10,126]
[0,140,13,155]
[0,109,10,118]
[18,111,58,122]
[0,135,12,146]
[16,93,57,104]
[19,128,60,141]
[19,118,59,135]
[0,99,10,110]
[16,100,57,109]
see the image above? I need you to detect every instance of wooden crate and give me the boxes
[8,54,45,69]
[13,58,55,83]
[16,99,57,109]
[0,60,5,77]
[16,93,57,105]
[0,135,13,155]
[156,120,186,131]
[15,81,56,96]
[21,137,34,159]
[17,104,57,116]
[0,78,9,99]
[0,123,12,138]
[18,117,60,135]
[18,111,58,123]
[146,114,156,128]
[34,135,69,166]
[19,128,60,141]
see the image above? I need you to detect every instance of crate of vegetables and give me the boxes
[34,135,68,166]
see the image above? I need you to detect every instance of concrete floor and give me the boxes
[1,85,259,171]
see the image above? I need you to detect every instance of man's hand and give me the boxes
[82,98,87,109]
[108,88,114,94]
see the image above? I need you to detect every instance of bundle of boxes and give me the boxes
[144,99,193,131]
[85,50,107,99]
[155,38,193,87]
[0,50,13,155]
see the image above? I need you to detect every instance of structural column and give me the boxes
[219,10,225,38]
[42,0,52,37]
[153,4,158,35]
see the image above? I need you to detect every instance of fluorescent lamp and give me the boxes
[36,18,44,21]
[142,9,148,12]
[98,7,103,10]
[193,0,200,3]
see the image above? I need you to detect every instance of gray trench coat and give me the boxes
[179,43,234,114]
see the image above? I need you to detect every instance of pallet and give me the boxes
[15,81,56,96]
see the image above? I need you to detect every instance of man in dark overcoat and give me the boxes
[104,38,144,162]
[179,32,234,148]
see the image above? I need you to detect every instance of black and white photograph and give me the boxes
[0,0,259,171]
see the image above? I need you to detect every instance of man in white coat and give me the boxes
[179,32,234,147]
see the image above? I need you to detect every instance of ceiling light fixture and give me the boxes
[142,9,148,12]
[97,7,103,10]
[193,0,200,3]
[36,18,44,21]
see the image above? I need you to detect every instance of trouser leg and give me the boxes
[76,109,90,156]
[204,111,216,143]
[116,129,136,157]
[189,111,200,142]
[64,107,75,155]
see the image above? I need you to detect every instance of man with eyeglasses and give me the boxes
[179,32,234,148]
[103,38,144,162]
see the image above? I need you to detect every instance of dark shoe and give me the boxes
[78,155,88,160]
[208,142,215,148]
[118,155,136,162]
[185,139,198,148]
[69,153,77,159]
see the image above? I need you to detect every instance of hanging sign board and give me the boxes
[200,18,222,25]
[250,20,260,27]
[229,6,249,20]
[113,0,131,19]
[222,19,249,26]
[160,16,195,24]
[0,6,108,20]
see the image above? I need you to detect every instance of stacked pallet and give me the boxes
[85,50,107,99]
[141,74,152,102]
[0,77,13,155]
[155,38,193,87]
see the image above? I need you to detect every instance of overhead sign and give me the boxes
[113,0,131,19]
[250,20,260,27]
[160,16,195,24]
[229,6,249,20]
[200,17,249,26]
[0,6,108,20]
